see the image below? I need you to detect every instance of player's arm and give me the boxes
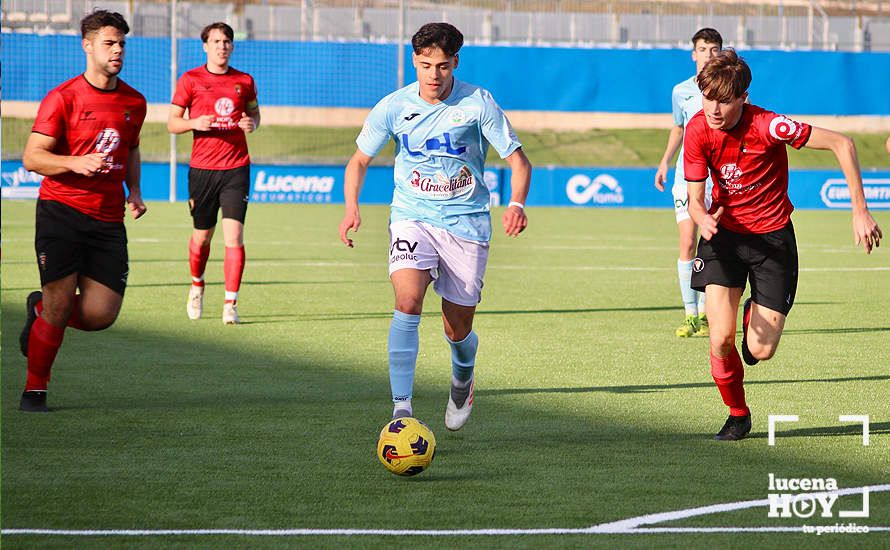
[805,127,882,253]
[339,148,374,248]
[23,132,105,177]
[655,125,684,191]
[124,146,147,219]
[502,148,531,237]
[687,179,722,240]
[167,104,213,134]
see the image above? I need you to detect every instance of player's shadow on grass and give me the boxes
[478,374,890,396]
[782,326,890,335]
[747,422,890,440]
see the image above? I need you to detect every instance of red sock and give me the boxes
[710,348,749,416]
[26,316,65,391]
[189,238,210,285]
[224,245,245,299]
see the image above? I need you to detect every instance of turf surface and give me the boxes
[1,201,888,548]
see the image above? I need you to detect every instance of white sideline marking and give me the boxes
[3,485,888,537]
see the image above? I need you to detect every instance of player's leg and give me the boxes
[219,166,250,325]
[672,180,703,337]
[387,221,438,419]
[432,226,488,431]
[705,284,752,440]
[743,222,798,364]
[691,228,752,440]
[676,218,700,336]
[22,274,78,411]
[187,168,220,320]
[389,268,432,419]
[21,200,83,411]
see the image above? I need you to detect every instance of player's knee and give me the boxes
[444,323,471,342]
[751,340,778,361]
[709,335,735,357]
[394,297,424,316]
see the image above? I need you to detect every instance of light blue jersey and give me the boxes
[671,75,703,185]
[357,79,521,242]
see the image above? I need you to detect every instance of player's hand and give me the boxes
[502,204,527,237]
[852,209,882,254]
[191,115,215,132]
[69,153,107,176]
[654,163,668,192]
[339,207,361,248]
[698,206,723,241]
[127,193,147,220]
[238,112,256,133]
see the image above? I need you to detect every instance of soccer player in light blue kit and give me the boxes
[654,28,722,338]
[338,22,532,430]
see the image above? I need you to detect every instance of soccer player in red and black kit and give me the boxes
[168,22,260,325]
[18,9,147,412]
[685,49,883,440]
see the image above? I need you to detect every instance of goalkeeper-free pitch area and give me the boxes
[2,201,888,548]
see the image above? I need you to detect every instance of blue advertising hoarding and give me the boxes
[3,160,889,211]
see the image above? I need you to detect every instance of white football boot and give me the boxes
[445,375,474,431]
[222,302,240,325]
[186,285,204,320]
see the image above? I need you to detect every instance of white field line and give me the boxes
[3,485,888,537]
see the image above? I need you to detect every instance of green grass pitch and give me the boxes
[2,201,888,548]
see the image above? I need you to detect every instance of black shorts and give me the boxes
[34,199,129,296]
[691,222,798,315]
[188,165,250,229]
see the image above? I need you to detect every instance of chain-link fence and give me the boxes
[3,0,890,50]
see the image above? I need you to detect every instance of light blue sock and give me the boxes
[389,310,421,403]
[448,330,478,383]
[677,259,698,316]
[697,288,706,317]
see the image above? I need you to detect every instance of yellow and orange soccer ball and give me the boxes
[376,417,437,476]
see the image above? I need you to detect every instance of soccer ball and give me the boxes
[376,417,437,476]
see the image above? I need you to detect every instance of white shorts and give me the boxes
[388,220,489,307]
[672,179,713,223]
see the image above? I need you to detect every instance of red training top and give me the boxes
[32,75,147,222]
[172,65,258,170]
[683,104,812,234]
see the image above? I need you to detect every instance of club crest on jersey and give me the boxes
[719,163,743,188]
[449,108,466,124]
[408,165,475,200]
[215,97,235,117]
[769,115,801,141]
[123,110,131,123]
[94,128,121,154]
[234,84,242,97]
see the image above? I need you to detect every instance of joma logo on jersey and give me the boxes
[401,132,466,156]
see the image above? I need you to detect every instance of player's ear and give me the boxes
[82,37,92,54]
[453,53,459,70]
[202,41,208,54]
[411,52,417,69]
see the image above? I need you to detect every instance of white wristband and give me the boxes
[508,201,525,210]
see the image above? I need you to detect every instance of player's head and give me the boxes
[80,10,129,77]
[411,23,463,102]
[202,22,235,69]
[691,28,722,75]
[697,49,750,130]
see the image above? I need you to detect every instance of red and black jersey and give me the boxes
[32,75,147,222]
[172,66,258,170]
[683,104,812,234]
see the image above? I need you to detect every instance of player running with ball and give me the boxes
[339,22,531,430]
